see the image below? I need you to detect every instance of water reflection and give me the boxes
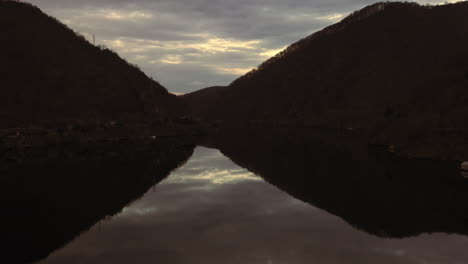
[163,147,261,186]
[212,128,468,238]
[0,139,194,264]
[41,146,468,264]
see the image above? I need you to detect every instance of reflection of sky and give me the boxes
[41,147,468,264]
[162,147,262,186]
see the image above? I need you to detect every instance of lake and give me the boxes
[38,146,468,264]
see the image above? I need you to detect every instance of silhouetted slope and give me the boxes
[185,1,468,152]
[180,86,227,119]
[0,1,184,127]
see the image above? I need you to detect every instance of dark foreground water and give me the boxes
[39,147,468,264]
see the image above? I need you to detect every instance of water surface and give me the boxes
[41,147,468,264]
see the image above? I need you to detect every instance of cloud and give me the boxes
[27,0,466,93]
[103,10,153,20]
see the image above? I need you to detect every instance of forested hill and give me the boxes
[183,1,468,141]
[0,1,185,128]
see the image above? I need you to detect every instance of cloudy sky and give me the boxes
[28,0,463,94]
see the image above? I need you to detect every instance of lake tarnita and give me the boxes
[38,146,468,264]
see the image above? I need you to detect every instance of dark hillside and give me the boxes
[184,1,468,155]
[0,1,185,127]
[180,86,227,119]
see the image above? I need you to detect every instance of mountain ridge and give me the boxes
[0,0,186,128]
[182,1,468,157]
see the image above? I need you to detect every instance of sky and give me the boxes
[27,0,464,94]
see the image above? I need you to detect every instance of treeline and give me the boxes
[184,0,468,153]
[230,1,458,88]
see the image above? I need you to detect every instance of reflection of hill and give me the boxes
[212,128,468,238]
[0,139,195,264]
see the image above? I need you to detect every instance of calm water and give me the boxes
[39,147,468,264]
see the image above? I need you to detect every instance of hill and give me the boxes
[181,86,226,119]
[183,1,468,155]
[0,1,185,128]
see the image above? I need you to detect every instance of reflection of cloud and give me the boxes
[167,169,261,185]
[42,143,468,264]
[120,206,159,217]
[161,147,261,186]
